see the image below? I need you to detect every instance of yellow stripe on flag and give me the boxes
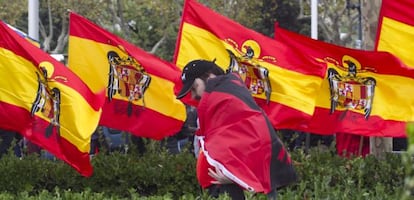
[377,17,414,67]
[68,37,110,93]
[0,48,38,108]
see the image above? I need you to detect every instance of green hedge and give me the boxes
[0,141,408,199]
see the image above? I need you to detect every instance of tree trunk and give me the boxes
[51,12,68,54]
[362,0,393,158]
[370,137,392,159]
[361,0,382,51]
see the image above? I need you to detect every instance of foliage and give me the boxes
[117,0,183,61]
[274,0,310,37]
[0,0,28,28]
[0,140,407,199]
[288,148,404,199]
[402,122,414,200]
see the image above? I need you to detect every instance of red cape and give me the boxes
[196,73,297,194]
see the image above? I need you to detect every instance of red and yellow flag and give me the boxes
[275,27,414,137]
[68,12,186,140]
[375,0,414,67]
[0,20,105,176]
[174,0,327,130]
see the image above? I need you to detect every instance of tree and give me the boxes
[115,0,183,61]
[296,0,363,47]
[0,0,29,32]
[38,0,112,53]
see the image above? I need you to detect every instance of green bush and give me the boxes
[0,141,407,199]
[282,147,404,200]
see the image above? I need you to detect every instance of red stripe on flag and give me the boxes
[99,99,185,140]
[0,102,93,176]
[298,107,407,138]
[255,98,311,130]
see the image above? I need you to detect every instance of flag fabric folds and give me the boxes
[275,27,414,137]
[174,0,327,130]
[0,20,105,176]
[375,0,414,67]
[68,12,186,140]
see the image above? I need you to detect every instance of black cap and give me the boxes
[176,59,217,99]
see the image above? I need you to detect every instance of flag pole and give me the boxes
[304,0,318,154]
[311,0,318,40]
[28,0,39,41]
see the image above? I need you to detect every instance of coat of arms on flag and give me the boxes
[225,38,274,104]
[326,55,376,119]
[31,62,63,137]
[107,51,151,116]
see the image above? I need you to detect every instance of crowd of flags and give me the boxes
[174,0,327,130]
[0,0,413,176]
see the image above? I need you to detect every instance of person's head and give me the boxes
[176,59,225,100]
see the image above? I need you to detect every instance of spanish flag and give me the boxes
[275,27,414,137]
[174,0,326,130]
[0,20,105,176]
[68,12,186,140]
[375,0,414,67]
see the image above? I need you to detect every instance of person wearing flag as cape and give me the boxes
[176,59,298,199]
